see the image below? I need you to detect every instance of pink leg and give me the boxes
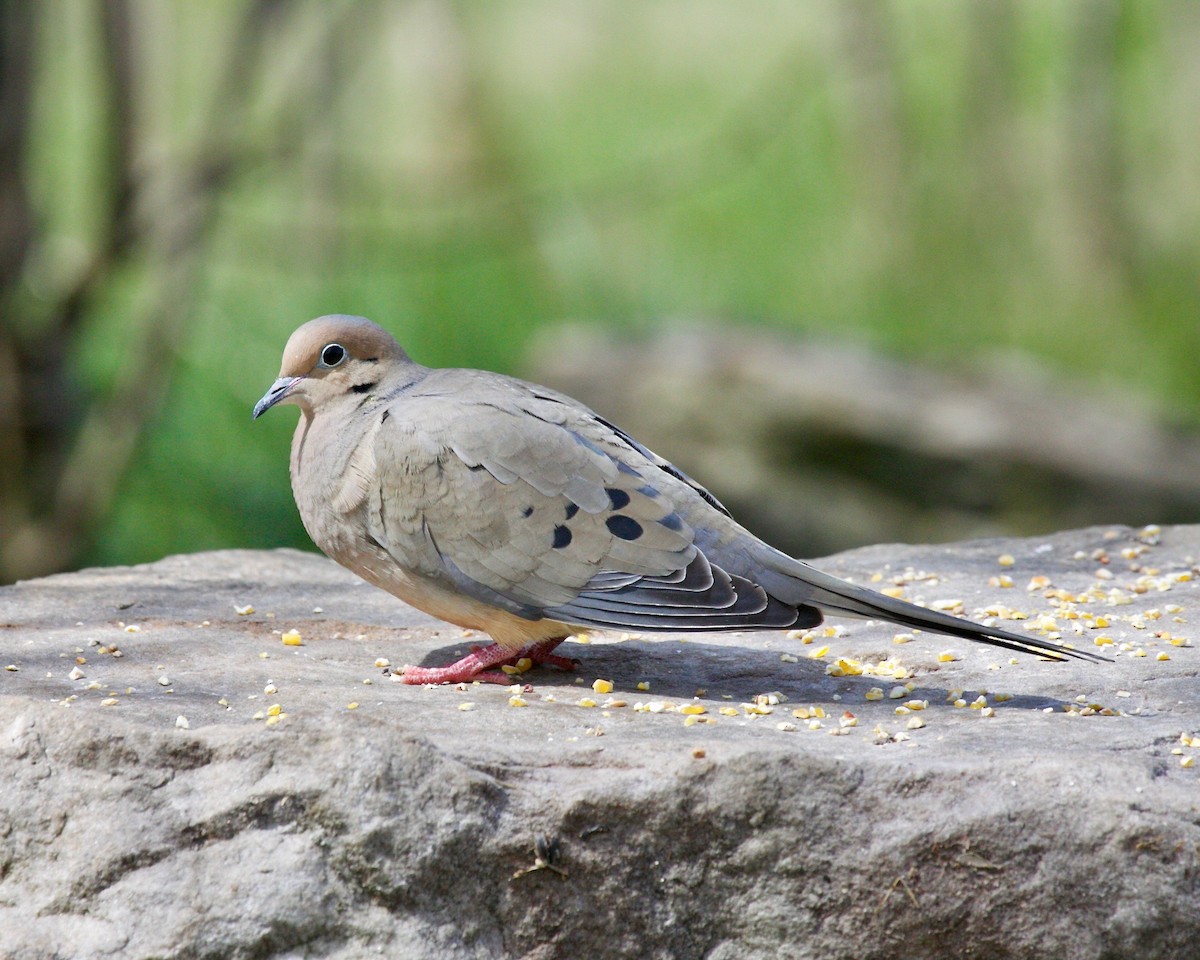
[400,636,576,685]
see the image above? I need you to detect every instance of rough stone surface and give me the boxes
[2,526,1198,960]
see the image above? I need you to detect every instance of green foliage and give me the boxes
[14,0,1199,571]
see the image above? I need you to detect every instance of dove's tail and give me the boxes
[776,558,1110,663]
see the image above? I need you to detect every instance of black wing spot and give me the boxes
[658,512,683,531]
[380,410,390,424]
[606,488,631,510]
[521,506,534,518]
[351,381,378,394]
[553,525,573,549]
[606,515,643,541]
[564,503,580,520]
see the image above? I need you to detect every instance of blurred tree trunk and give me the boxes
[0,0,302,583]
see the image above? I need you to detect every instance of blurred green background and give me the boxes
[2,0,1199,583]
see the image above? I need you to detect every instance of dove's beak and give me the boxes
[253,376,304,419]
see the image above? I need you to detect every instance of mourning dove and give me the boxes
[254,315,1105,685]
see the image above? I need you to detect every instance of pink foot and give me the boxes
[400,637,576,685]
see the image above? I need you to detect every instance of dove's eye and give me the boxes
[320,343,347,367]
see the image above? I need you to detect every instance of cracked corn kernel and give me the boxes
[347,702,360,710]
[1156,652,1171,661]
[906,716,926,730]
[892,633,914,645]
[865,687,884,701]
[680,704,707,715]
[776,722,798,732]
[809,645,830,659]
[266,703,282,717]
[881,587,905,599]
[937,651,958,662]
[1181,756,1195,768]
[636,681,650,691]
[718,707,739,717]
[780,653,799,663]
[998,554,1015,567]
[235,605,255,616]
[1094,635,1115,647]
[888,686,907,699]
[577,698,598,708]
[980,706,996,718]
[265,714,283,726]
[592,678,614,694]
[507,695,528,707]
[281,630,302,646]
[839,711,858,728]
[456,702,474,711]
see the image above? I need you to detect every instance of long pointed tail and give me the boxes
[789,560,1110,663]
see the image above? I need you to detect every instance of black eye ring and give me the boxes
[320,343,347,367]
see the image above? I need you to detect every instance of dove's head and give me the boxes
[253,315,409,418]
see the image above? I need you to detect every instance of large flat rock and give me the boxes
[1,526,1198,959]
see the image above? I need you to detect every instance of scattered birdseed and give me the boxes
[1157,652,1171,661]
[980,707,996,718]
[692,748,707,759]
[68,666,85,680]
[235,605,255,616]
[865,687,884,701]
[780,653,799,663]
[636,681,650,691]
[719,707,739,717]
[1181,756,1195,769]
[937,651,959,663]
[776,722,798,732]
[680,704,707,716]
[809,645,830,659]
[906,716,926,730]
[101,698,119,707]
[508,695,529,707]
[4,664,17,672]
[998,554,1015,567]
[263,683,278,695]
[592,678,614,694]
[888,686,907,699]
[175,716,189,729]
[892,633,914,645]
[839,711,858,728]
[578,698,598,708]
[456,702,474,712]
[281,630,303,646]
